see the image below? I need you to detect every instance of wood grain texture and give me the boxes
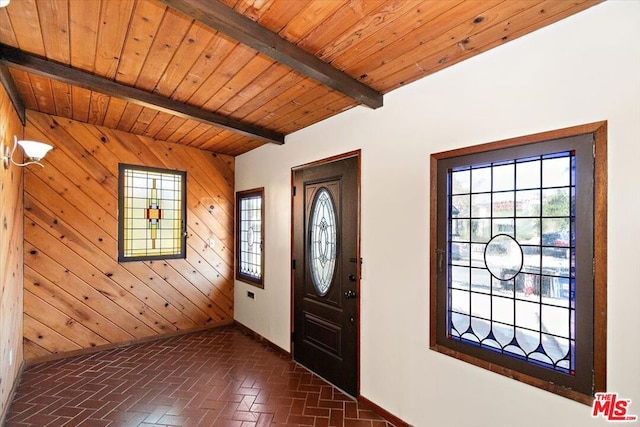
[372,0,600,92]
[22,110,235,363]
[0,0,604,155]
[0,77,24,422]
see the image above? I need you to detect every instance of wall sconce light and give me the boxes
[3,136,53,169]
[0,0,10,8]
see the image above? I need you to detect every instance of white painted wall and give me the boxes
[235,2,640,426]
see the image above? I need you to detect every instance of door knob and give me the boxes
[344,290,357,299]
[348,274,356,282]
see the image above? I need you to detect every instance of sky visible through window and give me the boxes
[447,152,575,374]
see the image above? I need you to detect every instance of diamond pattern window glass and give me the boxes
[430,123,607,405]
[236,188,264,288]
[118,164,186,262]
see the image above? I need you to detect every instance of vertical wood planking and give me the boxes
[2,0,45,55]
[378,0,600,92]
[185,44,257,108]
[297,0,391,55]
[68,0,100,72]
[227,69,305,120]
[216,62,291,117]
[257,0,308,34]
[36,0,71,65]
[200,53,274,113]
[135,8,192,92]
[102,97,128,129]
[153,21,216,98]
[94,0,136,80]
[27,74,56,115]
[70,86,91,123]
[359,0,543,88]
[0,7,18,46]
[88,91,111,125]
[154,116,187,141]
[50,80,73,119]
[0,0,603,156]
[23,110,235,363]
[313,1,424,64]
[162,119,199,144]
[186,127,225,150]
[7,69,37,112]
[170,34,237,104]
[115,0,167,87]
[278,0,344,43]
[116,103,144,132]
[128,108,159,134]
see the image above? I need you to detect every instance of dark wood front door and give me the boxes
[292,154,359,396]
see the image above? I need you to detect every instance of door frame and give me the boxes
[290,149,361,396]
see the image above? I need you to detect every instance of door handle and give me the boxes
[344,290,357,299]
[348,274,356,282]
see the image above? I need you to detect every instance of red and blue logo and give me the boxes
[592,393,637,422]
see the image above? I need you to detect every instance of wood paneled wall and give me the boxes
[0,84,24,420]
[23,111,235,363]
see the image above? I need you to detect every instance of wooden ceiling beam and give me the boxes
[159,0,383,109]
[0,63,26,125]
[0,44,285,145]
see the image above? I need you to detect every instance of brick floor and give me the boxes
[5,326,396,426]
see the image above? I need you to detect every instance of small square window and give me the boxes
[118,164,187,262]
[236,188,264,287]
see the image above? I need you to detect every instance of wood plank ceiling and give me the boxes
[0,0,602,156]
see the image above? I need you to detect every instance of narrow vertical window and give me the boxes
[236,188,264,287]
[118,164,187,262]
[430,122,607,405]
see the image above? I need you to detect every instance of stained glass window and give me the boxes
[431,125,607,402]
[448,152,575,374]
[118,164,186,262]
[236,188,264,287]
[309,188,337,296]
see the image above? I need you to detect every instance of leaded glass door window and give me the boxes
[430,123,607,403]
[309,187,337,296]
[118,164,187,262]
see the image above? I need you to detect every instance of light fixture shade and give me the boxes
[17,139,53,161]
[0,0,10,8]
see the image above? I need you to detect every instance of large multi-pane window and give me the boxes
[430,123,607,404]
[236,188,264,287]
[118,164,187,262]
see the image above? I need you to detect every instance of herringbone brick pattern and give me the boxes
[5,326,395,426]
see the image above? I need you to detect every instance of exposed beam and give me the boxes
[0,63,26,125]
[0,44,284,145]
[159,0,383,109]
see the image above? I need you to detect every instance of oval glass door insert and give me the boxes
[309,187,337,296]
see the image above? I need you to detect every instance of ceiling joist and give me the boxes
[0,62,26,125]
[159,0,383,109]
[0,44,285,145]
